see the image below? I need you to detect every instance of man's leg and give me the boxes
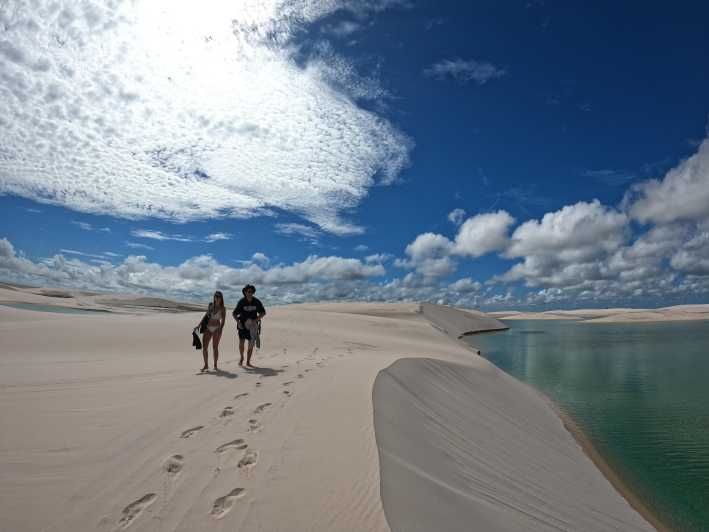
[238,338,245,366]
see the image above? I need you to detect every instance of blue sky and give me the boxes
[1,0,709,309]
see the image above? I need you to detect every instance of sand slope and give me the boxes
[374,358,653,531]
[0,295,654,532]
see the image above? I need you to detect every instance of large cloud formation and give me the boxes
[0,1,410,235]
[0,236,385,301]
[627,139,709,224]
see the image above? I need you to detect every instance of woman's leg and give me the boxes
[212,330,222,369]
[201,331,212,370]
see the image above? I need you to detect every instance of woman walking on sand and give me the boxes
[201,291,226,371]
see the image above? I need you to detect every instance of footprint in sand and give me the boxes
[238,450,258,469]
[253,403,272,414]
[216,439,248,453]
[297,373,304,379]
[118,493,157,529]
[180,426,204,439]
[312,347,319,354]
[255,381,262,388]
[234,392,249,400]
[220,406,235,417]
[282,381,293,386]
[283,390,292,397]
[280,364,289,369]
[304,369,312,373]
[248,419,261,432]
[210,488,246,519]
[163,455,184,475]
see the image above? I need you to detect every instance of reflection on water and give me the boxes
[0,302,110,314]
[470,319,709,532]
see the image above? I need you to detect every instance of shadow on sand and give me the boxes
[241,365,283,378]
[196,368,239,379]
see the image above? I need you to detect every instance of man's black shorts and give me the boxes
[238,328,251,341]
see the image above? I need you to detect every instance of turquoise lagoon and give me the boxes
[469,319,709,532]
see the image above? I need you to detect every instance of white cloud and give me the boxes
[321,20,362,37]
[131,229,233,243]
[125,241,154,250]
[506,200,628,262]
[71,221,93,231]
[354,244,369,252]
[404,232,453,261]
[365,252,392,263]
[204,232,233,242]
[447,208,466,226]
[627,138,709,224]
[59,249,118,261]
[251,252,270,266]
[670,229,709,275]
[453,210,515,257]
[275,223,322,241]
[0,237,386,302]
[131,229,193,242]
[497,201,629,287]
[448,277,481,293]
[423,58,506,85]
[0,1,410,236]
[397,232,456,279]
[71,220,111,232]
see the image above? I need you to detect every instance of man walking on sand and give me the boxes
[232,284,266,367]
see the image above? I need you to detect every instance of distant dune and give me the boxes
[490,305,709,323]
[0,283,203,313]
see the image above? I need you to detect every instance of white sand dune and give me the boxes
[490,305,709,323]
[0,288,657,531]
[374,358,653,531]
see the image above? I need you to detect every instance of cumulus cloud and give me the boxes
[364,252,392,263]
[506,200,628,262]
[448,277,481,293]
[0,1,410,236]
[204,232,233,242]
[627,138,709,224]
[447,208,465,226]
[0,237,386,302]
[396,232,456,279]
[498,200,629,286]
[453,210,515,257]
[251,252,270,266]
[423,58,506,84]
[670,229,709,275]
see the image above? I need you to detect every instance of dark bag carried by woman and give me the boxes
[192,328,202,350]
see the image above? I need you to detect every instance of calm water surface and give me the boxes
[470,319,709,532]
[0,302,110,314]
